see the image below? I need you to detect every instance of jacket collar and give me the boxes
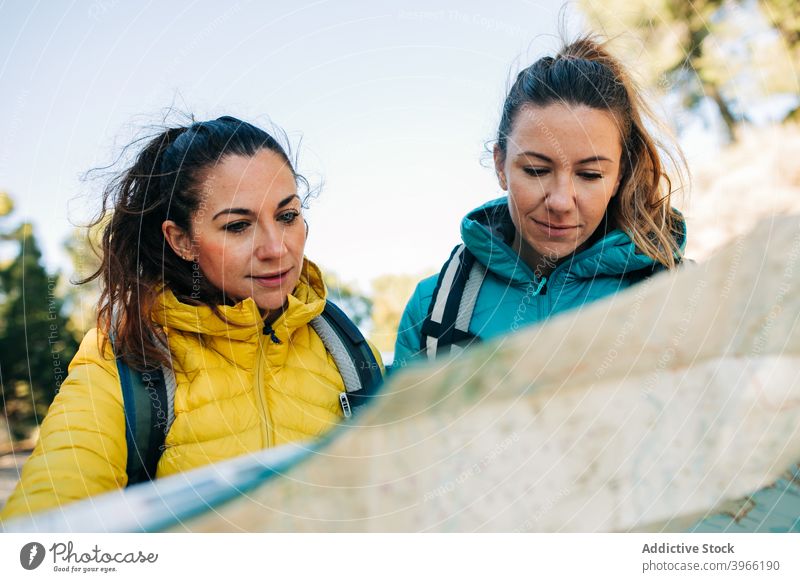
[460,197,687,284]
[150,258,327,342]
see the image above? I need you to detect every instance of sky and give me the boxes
[0,0,582,290]
[3,2,793,293]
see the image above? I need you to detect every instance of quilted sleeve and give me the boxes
[0,328,128,521]
[391,277,435,372]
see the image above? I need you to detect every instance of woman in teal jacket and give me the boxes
[395,37,687,367]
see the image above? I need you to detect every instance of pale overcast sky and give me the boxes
[2,0,583,288]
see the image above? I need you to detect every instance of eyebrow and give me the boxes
[277,194,301,208]
[212,194,300,221]
[519,151,614,164]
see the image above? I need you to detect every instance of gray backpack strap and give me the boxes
[160,347,177,437]
[420,244,485,359]
[310,315,363,394]
[310,301,383,418]
[450,260,486,357]
[424,245,466,360]
[151,325,176,435]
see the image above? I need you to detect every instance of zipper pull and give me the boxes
[339,392,352,418]
[262,323,282,344]
[534,276,547,295]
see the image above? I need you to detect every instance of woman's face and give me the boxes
[163,149,306,318]
[494,103,622,273]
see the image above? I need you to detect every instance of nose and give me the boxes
[253,225,287,261]
[545,174,577,214]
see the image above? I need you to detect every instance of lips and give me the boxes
[532,218,579,236]
[250,268,292,288]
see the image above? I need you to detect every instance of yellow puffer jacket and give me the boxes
[1,259,380,520]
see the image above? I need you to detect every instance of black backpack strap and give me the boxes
[628,254,690,286]
[420,244,484,359]
[311,301,383,417]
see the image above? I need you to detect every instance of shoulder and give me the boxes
[55,327,125,418]
[401,274,438,323]
[365,339,385,372]
[317,302,385,373]
[402,242,494,322]
[413,274,438,304]
[57,327,123,411]
[0,330,128,520]
[70,327,119,377]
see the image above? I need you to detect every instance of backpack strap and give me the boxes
[310,301,383,418]
[115,299,379,482]
[115,361,166,485]
[110,322,176,487]
[420,244,485,360]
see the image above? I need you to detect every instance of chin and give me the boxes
[255,296,287,313]
[529,241,569,262]
[534,234,585,257]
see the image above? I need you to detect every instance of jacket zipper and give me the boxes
[539,239,614,316]
[256,324,281,448]
[529,275,546,322]
[474,215,622,325]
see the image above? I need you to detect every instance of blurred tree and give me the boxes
[0,191,13,219]
[0,191,15,295]
[760,0,800,120]
[369,273,426,355]
[761,0,800,57]
[580,0,799,141]
[63,223,104,335]
[323,271,372,329]
[0,196,78,440]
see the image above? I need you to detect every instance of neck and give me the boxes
[512,232,557,278]
[262,301,289,327]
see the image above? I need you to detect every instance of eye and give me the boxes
[278,210,300,225]
[578,172,603,181]
[523,167,550,177]
[223,221,250,233]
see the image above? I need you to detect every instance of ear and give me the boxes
[612,169,624,197]
[493,144,508,191]
[162,220,194,261]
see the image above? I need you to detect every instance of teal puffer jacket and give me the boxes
[393,197,686,367]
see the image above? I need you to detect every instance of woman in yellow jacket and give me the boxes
[1,116,382,520]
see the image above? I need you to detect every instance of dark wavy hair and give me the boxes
[496,36,686,268]
[80,116,305,370]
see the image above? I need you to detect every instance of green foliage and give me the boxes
[369,273,426,354]
[63,224,103,335]
[580,0,800,142]
[323,272,372,329]
[760,0,800,116]
[0,192,13,219]
[761,0,800,50]
[0,197,79,440]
